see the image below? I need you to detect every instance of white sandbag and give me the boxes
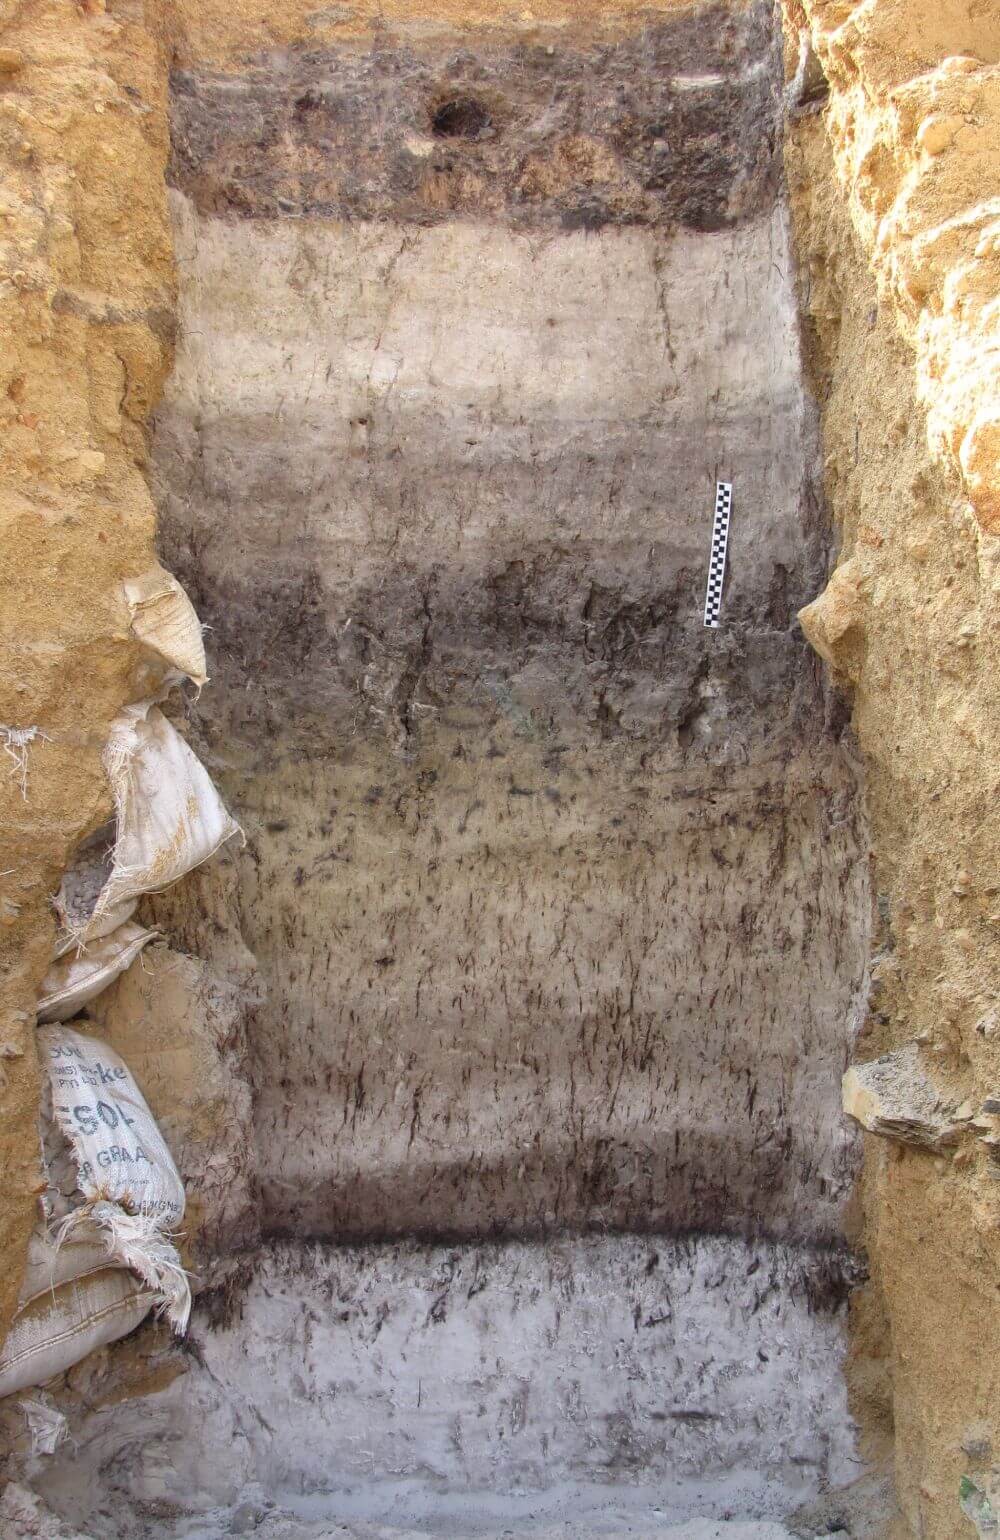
[21,1227,111,1303]
[0,1221,141,1403]
[52,824,136,957]
[40,1026,186,1226]
[123,565,207,690]
[37,923,159,1024]
[39,1074,84,1228]
[55,1204,190,1332]
[0,1268,153,1400]
[38,1026,190,1330]
[55,701,240,948]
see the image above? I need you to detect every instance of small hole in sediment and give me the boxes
[431,96,492,140]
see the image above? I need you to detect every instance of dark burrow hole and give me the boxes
[431,95,493,140]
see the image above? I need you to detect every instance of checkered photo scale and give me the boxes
[703,481,733,628]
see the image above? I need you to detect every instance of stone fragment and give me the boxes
[979,1135,1000,1180]
[977,1011,1000,1040]
[842,1043,962,1151]
[797,558,867,679]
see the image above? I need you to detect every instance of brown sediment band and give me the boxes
[168,0,781,232]
[164,0,760,68]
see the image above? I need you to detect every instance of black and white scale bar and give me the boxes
[703,481,733,629]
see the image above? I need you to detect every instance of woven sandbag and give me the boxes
[123,565,207,690]
[39,1072,82,1229]
[54,701,240,949]
[0,1219,139,1401]
[20,1227,110,1303]
[38,1025,190,1331]
[40,1025,185,1225]
[37,923,159,1024]
[0,1268,153,1400]
[0,1041,183,1404]
[51,823,135,957]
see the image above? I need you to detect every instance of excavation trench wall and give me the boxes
[4,0,995,1535]
[785,3,1000,1536]
[151,0,869,1253]
[0,0,175,1337]
[0,0,874,1527]
[21,0,873,1520]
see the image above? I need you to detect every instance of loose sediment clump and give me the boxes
[52,827,118,953]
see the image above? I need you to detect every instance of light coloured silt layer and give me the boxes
[152,197,869,1246]
[30,1236,860,1535]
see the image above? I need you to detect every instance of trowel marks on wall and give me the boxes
[142,0,868,1500]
